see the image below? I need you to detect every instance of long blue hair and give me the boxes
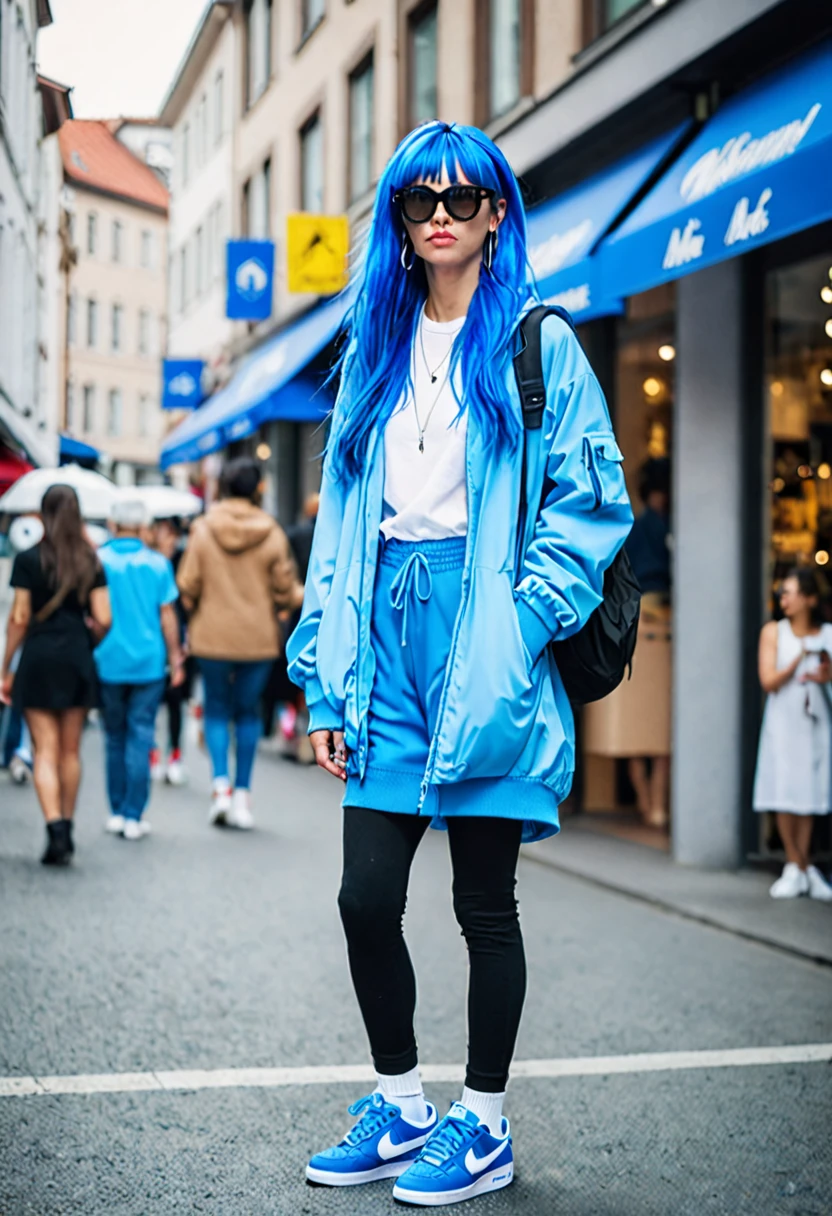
[329,122,533,480]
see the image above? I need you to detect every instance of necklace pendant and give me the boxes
[418,436,424,453]
[431,374,437,384]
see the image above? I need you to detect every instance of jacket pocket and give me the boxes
[583,432,627,510]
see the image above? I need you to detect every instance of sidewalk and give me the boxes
[522,818,832,967]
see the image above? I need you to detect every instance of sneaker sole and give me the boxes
[393,1163,514,1206]
[306,1160,413,1186]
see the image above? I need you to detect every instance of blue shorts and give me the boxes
[344,535,465,820]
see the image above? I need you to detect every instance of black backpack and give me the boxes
[513,304,641,705]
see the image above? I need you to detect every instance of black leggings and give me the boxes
[338,807,526,1093]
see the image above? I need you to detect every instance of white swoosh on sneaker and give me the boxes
[464,1141,509,1175]
[377,1130,428,1161]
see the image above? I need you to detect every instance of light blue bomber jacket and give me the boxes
[286,309,634,842]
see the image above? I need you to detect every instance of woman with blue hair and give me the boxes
[287,121,632,1206]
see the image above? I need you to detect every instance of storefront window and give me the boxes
[765,252,832,599]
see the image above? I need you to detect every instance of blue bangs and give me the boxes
[329,122,535,481]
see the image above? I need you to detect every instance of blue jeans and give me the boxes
[199,659,272,790]
[100,680,166,821]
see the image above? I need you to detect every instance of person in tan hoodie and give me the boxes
[177,457,304,829]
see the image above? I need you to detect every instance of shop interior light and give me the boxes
[798,465,813,479]
[643,377,662,397]
[822,286,832,304]
[818,464,832,480]
[821,369,832,388]
[816,550,830,566]
[772,477,785,493]
[770,380,784,397]
[826,319,832,339]
[658,344,676,362]
[256,442,272,460]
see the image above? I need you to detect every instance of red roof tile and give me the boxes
[58,120,169,214]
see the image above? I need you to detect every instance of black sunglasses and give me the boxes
[393,184,496,224]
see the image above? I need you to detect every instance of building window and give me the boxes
[66,380,76,431]
[138,394,151,439]
[67,291,77,346]
[301,0,325,39]
[300,112,324,213]
[214,201,225,281]
[214,70,224,145]
[107,389,123,438]
[349,54,374,203]
[140,229,153,269]
[182,122,190,186]
[86,298,98,348]
[198,93,208,167]
[86,211,97,256]
[245,0,273,108]
[489,0,521,119]
[138,309,150,356]
[181,245,189,309]
[83,384,95,434]
[111,303,123,353]
[583,0,646,42]
[195,226,204,296]
[408,3,438,128]
[112,220,123,263]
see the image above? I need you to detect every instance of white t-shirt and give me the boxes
[380,308,468,542]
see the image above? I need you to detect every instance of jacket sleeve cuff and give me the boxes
[306,683,343,735]
[515,597,553,667]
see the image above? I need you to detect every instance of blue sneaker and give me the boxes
[306,1092,438,1187]
[392,1103,514,1206]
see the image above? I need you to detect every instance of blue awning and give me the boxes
[599,41,832,299]
[526,125,690,322]
[60,433,99,463]
[160,294,349,468]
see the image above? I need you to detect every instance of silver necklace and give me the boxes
[413,360,451,453]
[419,316,454,384]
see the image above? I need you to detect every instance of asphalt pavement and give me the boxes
[1,725,830,1215]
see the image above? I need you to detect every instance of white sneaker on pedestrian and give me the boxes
[227,788,254,830]
[806,865,832,902]
[149,748,163,782]
[166,754,187,786]
[209,779,232,826]
[106,814,126,835]
[123,819,150,841]
[769,862,809,899]
[9,755,30,785]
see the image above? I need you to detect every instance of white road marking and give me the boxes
[1,1043,829,1099]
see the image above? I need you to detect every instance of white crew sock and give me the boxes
[459,1086,506,1136]
[375,1066,429,1124]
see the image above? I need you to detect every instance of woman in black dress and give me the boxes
[1,485,111,865]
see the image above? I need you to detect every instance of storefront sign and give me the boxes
[530,220,594,281]
[724,188,772,246]
[287,214,349,295]
[226,240,275,321]
[162,359,205,410]
[662,219,704,270]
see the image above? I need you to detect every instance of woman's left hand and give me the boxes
[0,670,13,705]
[801,660,832,684]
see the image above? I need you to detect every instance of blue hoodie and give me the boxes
[287,312,633,841]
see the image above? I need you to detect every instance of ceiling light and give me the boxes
[256,442,272,460]
[826,319,832,339]
[818,463,831,480]
[821,369,832,388]
[822,286,832,304]
[772,477,785,493]
[816,550,829,566]
[658,344,675,362]
[643,377,662,398]
[770,380,784,397]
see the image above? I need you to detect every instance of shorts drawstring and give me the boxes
[389,551,433,647]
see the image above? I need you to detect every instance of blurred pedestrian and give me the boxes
[149,516,193,785]
[177,457,303,829]
[1,485,111,865]
[753,567,832,900]
[286,123,632,1204]
[624,458,671,827]
[95,500,184,842]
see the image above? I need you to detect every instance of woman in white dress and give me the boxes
[753,568,832,900]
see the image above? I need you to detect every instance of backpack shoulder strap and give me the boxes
[512,304,578,430]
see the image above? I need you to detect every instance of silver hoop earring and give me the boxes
[484,229,498,272]
[400,234,415,271]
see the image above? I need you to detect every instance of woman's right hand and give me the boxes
[310,729,349,780]
[0,670,13,706]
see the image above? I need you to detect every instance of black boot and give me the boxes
[64,819,75,855]
[41,820,72,866]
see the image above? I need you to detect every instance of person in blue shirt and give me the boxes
[95,499,184,841]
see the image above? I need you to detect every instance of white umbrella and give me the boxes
[119,485,203,520]
[0,464,120,520]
